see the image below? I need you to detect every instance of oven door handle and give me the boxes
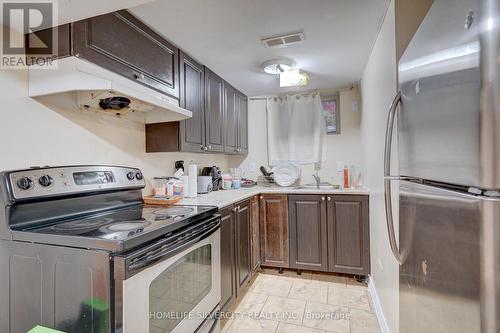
[127,219,220,273]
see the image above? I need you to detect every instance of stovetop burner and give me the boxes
[102,221,151,232]
[50,217,115,232]
[24,204,218,248]
[98,221,152,240]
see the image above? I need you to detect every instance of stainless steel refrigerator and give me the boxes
[384,0,500,332]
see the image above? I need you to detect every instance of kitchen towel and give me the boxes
[266,93,325,165]
[187,163,198,198]
[181,175,190,198]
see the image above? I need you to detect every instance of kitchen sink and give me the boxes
[295,183,340,190]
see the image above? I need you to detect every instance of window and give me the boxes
[321,94,340,134]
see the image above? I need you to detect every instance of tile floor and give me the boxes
[221,269,381,333]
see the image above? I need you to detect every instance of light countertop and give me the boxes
[177,185,370,209]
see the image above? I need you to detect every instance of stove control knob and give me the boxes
[126,172,135,181]
[135,172,143,181]
[38,175,54,187]
[17,177,33,190]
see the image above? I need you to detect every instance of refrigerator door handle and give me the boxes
[384,91,403,265]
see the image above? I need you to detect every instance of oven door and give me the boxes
[114,217,221,333]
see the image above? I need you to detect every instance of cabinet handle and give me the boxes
[327,196,332,201]
[321,196,326,201]
[134,73,145,80]
[203,146,208,151]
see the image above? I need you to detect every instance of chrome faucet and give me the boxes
[312,172,321,186]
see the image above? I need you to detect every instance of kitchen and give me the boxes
[0,0,498,333]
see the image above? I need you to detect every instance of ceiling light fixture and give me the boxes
[261,58,295,75]
[280,69,309,87]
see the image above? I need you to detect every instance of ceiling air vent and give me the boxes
[261,31,305,48]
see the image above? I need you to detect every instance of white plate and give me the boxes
[272,162,300,187]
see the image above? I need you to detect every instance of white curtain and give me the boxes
[266,93,325,165]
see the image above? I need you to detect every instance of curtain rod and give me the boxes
[248,85,355,101]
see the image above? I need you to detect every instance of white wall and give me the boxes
[0,69,228,194]
[360,1,399,333]
[229,87,363,185]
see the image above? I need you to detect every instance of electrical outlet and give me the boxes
[352,100,359,112]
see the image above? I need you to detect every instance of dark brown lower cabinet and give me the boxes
[220,206,235,311]
[220,198,253,311]
[259,194,289,268]
[235,199,251,295]
[250,195,260,271]
[327,195,370,275]
[288,195,328,272]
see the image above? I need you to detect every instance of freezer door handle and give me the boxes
[384,91,403,265]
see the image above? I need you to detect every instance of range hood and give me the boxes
[28,57,192,123]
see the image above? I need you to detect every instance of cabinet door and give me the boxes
[204,68,225,152]
[237,93,249,154]
[250,196,260,271]
[220,206,236,311]
[327,195,370,275]
[179,51,205,152]
[259,194,289,268]
[25,24,71,65]
[235,200,251,295]
[224,84,238,154]
[289,195,328,272]
[72,11,179,98]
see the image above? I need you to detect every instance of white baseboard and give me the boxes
[368,277,391,333]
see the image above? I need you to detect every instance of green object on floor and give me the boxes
[26,326,66,333]
[83,297,109,312]
[73,297,109,333]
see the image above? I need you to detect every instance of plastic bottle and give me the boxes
[343,165,350,189]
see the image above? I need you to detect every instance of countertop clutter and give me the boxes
[177,185,370,208]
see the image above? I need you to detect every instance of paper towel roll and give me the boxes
[188,163,198,198]
[181,175,190,198]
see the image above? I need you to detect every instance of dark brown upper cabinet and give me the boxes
[224,84,238,154]
[224,90,249,155]
[204,67,225,153]
[178,51,205,152]
[328,195,370,276]
[288,195,329,272]
[237,93,249,154]
[72,10,179,98]
[145,51,206,153]
[25,24,71,65]
[259,194,289,268]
